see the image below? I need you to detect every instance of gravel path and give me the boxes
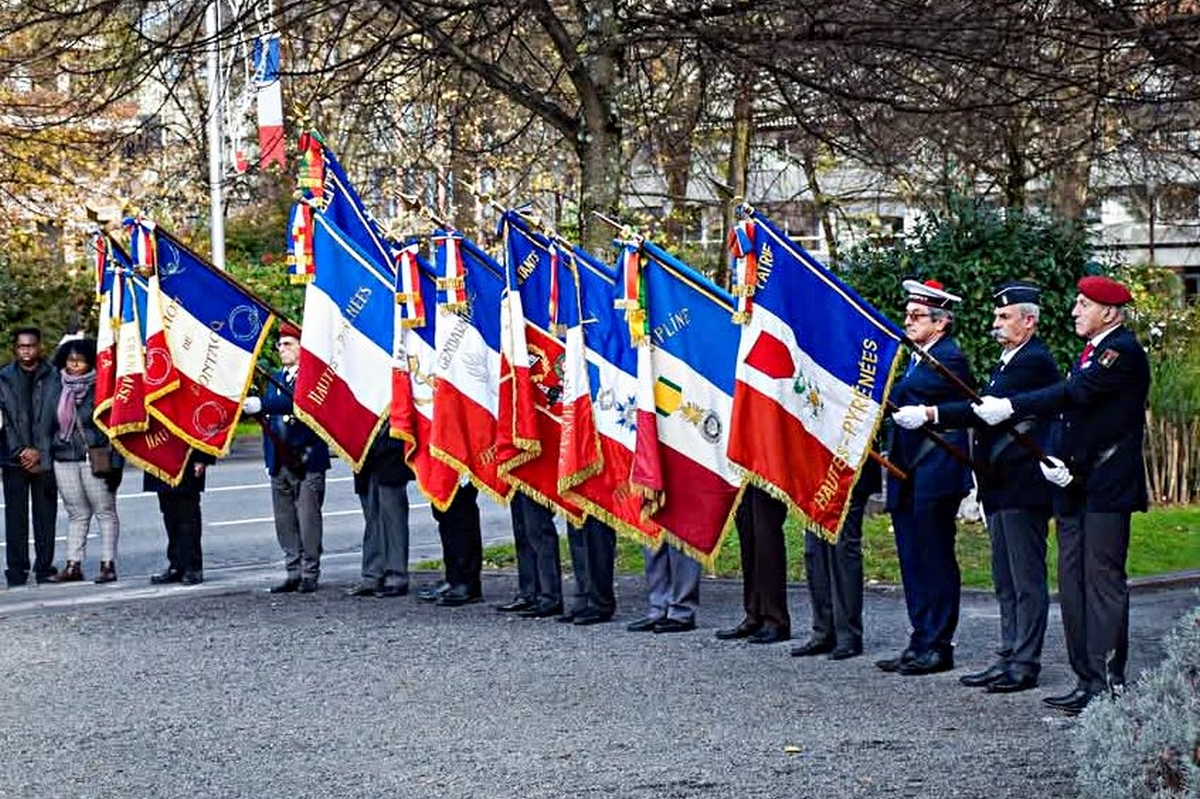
[0,572,1195,799]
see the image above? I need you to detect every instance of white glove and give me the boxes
[1039,455,1073,487]
[892,405,928,430]
[972,396,1014,426]
[242,396,262,415]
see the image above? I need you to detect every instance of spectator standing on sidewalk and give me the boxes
[0,327,60,586]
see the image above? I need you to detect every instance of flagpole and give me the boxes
[206,1,227,270]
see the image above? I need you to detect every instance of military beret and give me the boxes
[902,278,962,309]
[993,280,1041,307]
[1078,275,1132,306]
[278,321,301,341]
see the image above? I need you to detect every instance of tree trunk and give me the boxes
[574,0,624,253]
[801,149,839,266]
[721,75,754,288]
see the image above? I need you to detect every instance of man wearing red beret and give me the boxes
[973,275,1149,715]
[243,322,332,593]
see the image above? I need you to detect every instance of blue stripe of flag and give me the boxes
[751,215,903,404]
[310,214,394,352]
[155,234,271,352]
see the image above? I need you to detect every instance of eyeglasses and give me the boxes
[904,310,932,321]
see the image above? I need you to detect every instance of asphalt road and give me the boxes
[1,436,1197,798]
[0,435,515,585]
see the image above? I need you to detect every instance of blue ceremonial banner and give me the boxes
[293,212,394,468]
[727,209,905,538]
[149,229,274,455]
[630,242,744,560]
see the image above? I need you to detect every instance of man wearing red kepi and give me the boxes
[973,275,1150,715]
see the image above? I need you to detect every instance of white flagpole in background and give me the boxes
[206,1,227,270]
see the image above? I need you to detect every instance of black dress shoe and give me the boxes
[556,610,580,623]
[1050,690,1097,715]
[897,650,953,676]
[986,672,1038,694]
[375,584,408,598]
[495,596,536,613]
[269,578,301,594]
[150,568,184,585]
[959,663,1008,687]
[345,583,379,597]
[1042,687,1091,709]
[747,625,790,644]
[519,602,564,619]
[791,638,835,657]
[875,648,919,672]
[626,616,662,632]
[715,620,763,640]
[298,578,318,594]
[572,609,613,626]
[438,585,483,607]
[653,618,696,634]
[828,644,863,661]
[181,570,204,585]
[417,581,451,602]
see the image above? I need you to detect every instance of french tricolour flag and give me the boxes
[727,211,904,538]
[563,247,662,544]
[429,231,511,502]
[253,34,285,170]
[106,268,149,433]
[390,244,461,509]
[294,212,393,469]
[630,242,744,561]
[495,214,584,520]
[146,224,274,456]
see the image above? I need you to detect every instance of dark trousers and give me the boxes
[431,483,483,595]
[510,492,562,606]
[804,491,866,650]
[565,517,616,615]
[3,466,58,583]
[158,492,203,574]
[1056,507,1130,694]
[985,507,1050,677]
[892,496,961,655]
[733,486,791,630]
[358,475,409,590]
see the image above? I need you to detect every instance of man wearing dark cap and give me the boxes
[243,322,331,593]
[876,279,975,677]
[894,281,1061,693]
[974,275,1150,715]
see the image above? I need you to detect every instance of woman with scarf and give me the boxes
[45,338,122,583]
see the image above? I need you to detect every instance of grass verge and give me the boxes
[421,504,1200,591]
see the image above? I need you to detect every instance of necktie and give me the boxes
[1079,342,1095,366]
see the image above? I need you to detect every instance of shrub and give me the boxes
[1073,602,1200,798]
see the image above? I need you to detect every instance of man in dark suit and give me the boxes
[717,485,791,644]
[243,323,332,594]
[420,480,485,607]
[876,279,975,677]
[894,281,1061,692]
[791,459,880,661]
[974,275,1150,714]
[147,450,216,585]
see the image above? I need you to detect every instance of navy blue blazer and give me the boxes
[1011,325,1149,514]
[885,336,975,510]
[260,369,331,477]
[938,336,1061,513]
